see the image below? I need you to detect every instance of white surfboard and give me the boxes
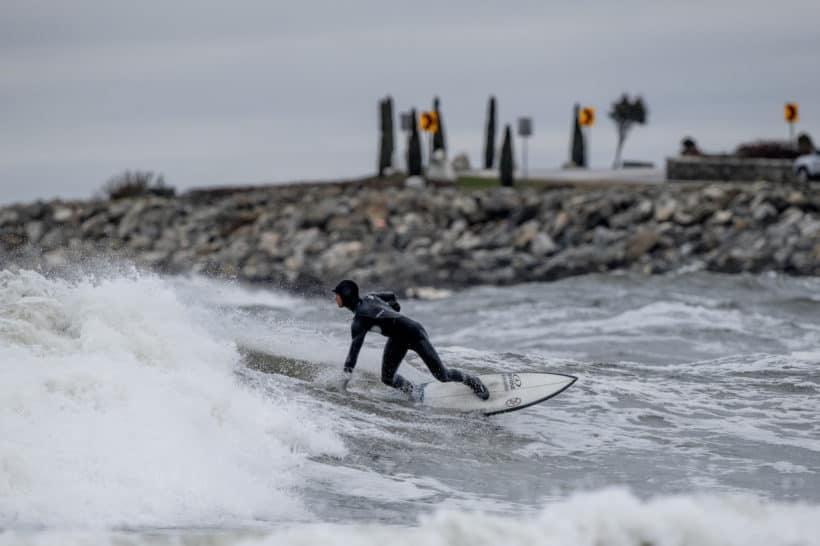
[415,372,577,416]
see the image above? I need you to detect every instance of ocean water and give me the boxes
[1,267,818,545]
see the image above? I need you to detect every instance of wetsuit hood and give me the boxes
[333,279,360,311]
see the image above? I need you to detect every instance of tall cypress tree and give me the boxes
[571,103,586,168]
[484,96,497,169]
[378,97,394,177]
[407,109,422,176]
[384,96,394,173]
[432,96,446,154]
[499,124,514,187]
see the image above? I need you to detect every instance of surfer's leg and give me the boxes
[410,336,451,382]
[381,338,414,395]
[412,337,489,400]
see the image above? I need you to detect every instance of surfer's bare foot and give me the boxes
[463,374,489,401]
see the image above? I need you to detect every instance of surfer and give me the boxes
[333,279,489,400]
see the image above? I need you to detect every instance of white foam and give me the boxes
[6,488,818,546]
[247,488,820,546]
[0,269,345,529]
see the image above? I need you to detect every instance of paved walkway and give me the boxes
[465,167,665,185]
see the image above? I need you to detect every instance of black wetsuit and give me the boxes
[343,293,472,394]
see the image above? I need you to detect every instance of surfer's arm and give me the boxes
[372,291,400,312]
[343,319,368,372]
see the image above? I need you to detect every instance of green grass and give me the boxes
[456,176,563,190]
[456,176,501,189]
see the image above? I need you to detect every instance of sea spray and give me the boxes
[0,269,345,528]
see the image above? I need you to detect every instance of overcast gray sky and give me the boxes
[1,0,818,204]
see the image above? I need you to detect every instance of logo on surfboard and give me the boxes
[505,397,522,408]
[503,374,522,392]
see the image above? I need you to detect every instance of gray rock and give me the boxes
[25,221,45,244]
[322,240,364,271]
[427,149,456,182]
[39,227,67,249]
[285,252,305,272]
[800,217,820,239]
[43,248,69,268]
[513,220,539,249]
[241,259,273,281]
[711,210,733,225]
[80,213,110,236]
[258,231,282,256]
[140,250,170,266]
[673,210,697,226]
[593,226,624,246]
[654,200,677,222]
[625,228,659,260]
[453,195,479,221]
[405,176,426,189]
[53,207,74,222]
[454,231,482,251]
[0,209,20,226]
[786,191,808,207]
[128,235,154,250]
[531,232,558,256]
[609,199,652,228]
[550,211,571,236]
[752,202,778,223]
[117,201,147,238]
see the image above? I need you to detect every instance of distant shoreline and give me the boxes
[1,177,817,292]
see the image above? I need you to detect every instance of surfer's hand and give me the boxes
[340,369,353,391]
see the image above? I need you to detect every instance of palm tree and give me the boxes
[609,94,648,168]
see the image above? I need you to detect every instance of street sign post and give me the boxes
[517,117,533,180]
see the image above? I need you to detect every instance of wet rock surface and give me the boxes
[1,180,818,293]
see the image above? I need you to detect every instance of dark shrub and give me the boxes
[681,137,701,156]
[734,140,799,160]
[104,171,175,200]
[797,133,815,155]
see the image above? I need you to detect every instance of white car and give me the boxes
[794,152,820,183]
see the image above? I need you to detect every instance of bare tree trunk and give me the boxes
[613,126,628,169]
[613,138,624,169]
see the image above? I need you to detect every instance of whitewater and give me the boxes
[1,267,818,545]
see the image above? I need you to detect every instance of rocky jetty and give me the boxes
[1,179,818,292]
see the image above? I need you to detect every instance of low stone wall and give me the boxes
[667,156,794,183]
[1,180,818,292]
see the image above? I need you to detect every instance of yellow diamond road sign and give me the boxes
[785,102,799,123]
[579,107,595,127]
[420,111,439,133]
